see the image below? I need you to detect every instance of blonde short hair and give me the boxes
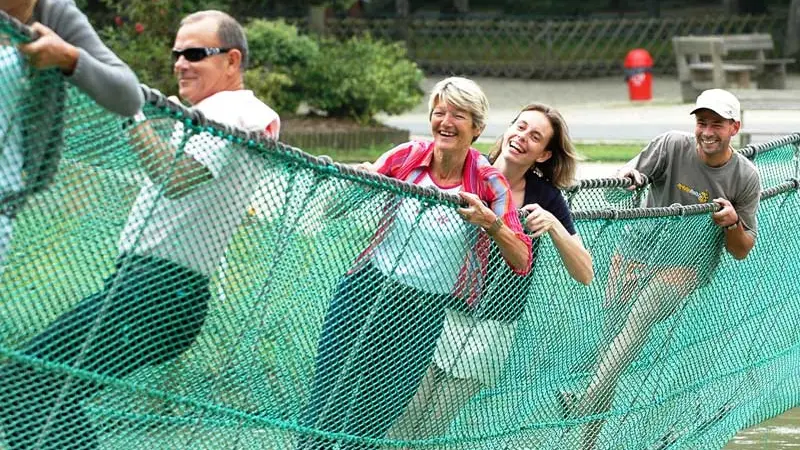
[427,77,489,134]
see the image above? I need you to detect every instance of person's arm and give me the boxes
[616,132,674,190]
[23,2,143,116]
[522,203,593,285]
[127,114,212,199]
[713,172,760,260]
[458,191,531,274]
[717,207,754,259]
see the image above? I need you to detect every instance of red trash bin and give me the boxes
[624,49,653,101]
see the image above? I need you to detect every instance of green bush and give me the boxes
[298,34,424,124]
[244,19,320,115]
[102,27,175,95]
[246,19,319,70]
[243,67,295,113]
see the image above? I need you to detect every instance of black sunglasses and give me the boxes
[171,47,231,62]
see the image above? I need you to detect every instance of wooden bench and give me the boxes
[730,89,800,146]
[672,36,756,103]
[722,34,796,90]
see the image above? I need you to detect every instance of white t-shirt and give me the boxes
[371,172,471,295]
[0,45,25,197]
[118,90,280,276]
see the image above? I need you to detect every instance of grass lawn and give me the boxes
[305,142,642,164]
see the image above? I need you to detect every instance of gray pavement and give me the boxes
[379,74,800,144]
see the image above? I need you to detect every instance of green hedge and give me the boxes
[245,20,423,122]
[295,34,423,123]
[244,19,318,116]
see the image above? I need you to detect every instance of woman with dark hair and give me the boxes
[389,103,594,441]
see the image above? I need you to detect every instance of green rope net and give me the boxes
[1,16,799,450]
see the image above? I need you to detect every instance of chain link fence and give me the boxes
[313,14,790,79]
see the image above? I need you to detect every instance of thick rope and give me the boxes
[0,9,37,41]
[141,86,800,222]
[738,133,800,160]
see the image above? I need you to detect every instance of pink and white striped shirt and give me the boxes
[353,140,532,304]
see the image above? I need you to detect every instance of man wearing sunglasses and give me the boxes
[0,10,280,450]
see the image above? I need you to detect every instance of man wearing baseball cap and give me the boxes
[562,88,761,449]
[618,88,758,255]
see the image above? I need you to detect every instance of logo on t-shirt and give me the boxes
[676,182,710,203]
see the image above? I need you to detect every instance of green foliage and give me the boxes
[99,0,191,96]
[244,21,423,122]
[102,27,175,95]
[246,19,320,69]
[299,0,360,11]
[298,34,424,123]
[244,19,320,115]
[243,67,295,114]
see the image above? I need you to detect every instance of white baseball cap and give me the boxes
[691,89,741,122]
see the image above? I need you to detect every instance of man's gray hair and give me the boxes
[181,10,248,71]
[427,76,489,133]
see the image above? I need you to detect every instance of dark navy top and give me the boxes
[522,171,576,236]
[475,170,576,322]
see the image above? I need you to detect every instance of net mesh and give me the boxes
[1,16,800,450]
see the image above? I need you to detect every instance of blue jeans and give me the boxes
[298,263,451,450]
[0,254,210,450]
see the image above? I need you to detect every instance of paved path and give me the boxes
[576,162,620,179]
[379,75,800,144]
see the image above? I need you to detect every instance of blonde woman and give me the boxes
[298,78,532,450]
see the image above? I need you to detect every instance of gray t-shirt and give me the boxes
[32,0,144,116]
[634,131,760,239]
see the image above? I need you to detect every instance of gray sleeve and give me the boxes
[37,0,144,116]
[633,132,676,183]
[735,167,760,239]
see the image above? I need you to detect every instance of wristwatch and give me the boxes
[725,217,740,231]
[485,216,504,236]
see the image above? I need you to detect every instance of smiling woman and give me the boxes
[297,76,532,450]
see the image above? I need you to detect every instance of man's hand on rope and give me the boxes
[712,198,739,229]
[616,166,646,191]
[19,23,79,74]
[355,161,377,173]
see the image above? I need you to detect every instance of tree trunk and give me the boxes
[308,4,326,36]
[788,0,800,56]
[609,0,628,11]
[394,0,410,53]
[453,0,470,14]
[395,0,409,17]
[722,0,737,14]
[646,0,660,18]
